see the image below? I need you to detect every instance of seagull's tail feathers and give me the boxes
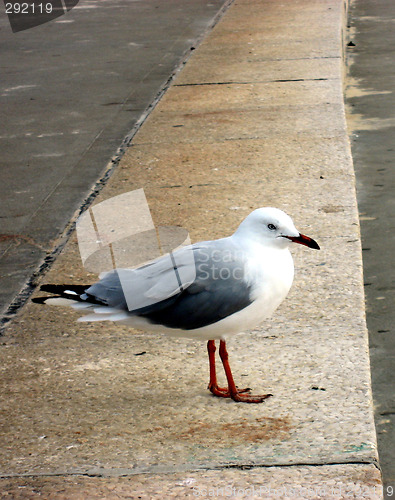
[44,297,78,306]
[77,311,129,322]
[32,283,130,323]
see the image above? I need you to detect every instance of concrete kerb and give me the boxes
[0,0,383,498]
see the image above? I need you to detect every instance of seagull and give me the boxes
[33,207,319,403]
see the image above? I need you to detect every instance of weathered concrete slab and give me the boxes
[132,81,345,147]
[176,0,344,85]
[0,0,382,497]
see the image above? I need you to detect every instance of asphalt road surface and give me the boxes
[0,0,229,326]
[346,0,395,496]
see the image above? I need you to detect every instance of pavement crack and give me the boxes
[216,459,381,473]
[175,78,331,87]
[0,459,381,479]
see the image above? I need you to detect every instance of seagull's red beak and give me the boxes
[285,233,320,250]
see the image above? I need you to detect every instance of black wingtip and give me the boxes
[39,284,57,293]
[32,284,90,305]
[39,284,88,294]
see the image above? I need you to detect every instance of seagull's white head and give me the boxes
[234,207,320,250]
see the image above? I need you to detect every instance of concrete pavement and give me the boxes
[0,0,383,497]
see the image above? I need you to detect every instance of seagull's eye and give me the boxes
[267,223,277,231]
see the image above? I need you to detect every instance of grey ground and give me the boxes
[345,0,395,496]
[0,0,385,497]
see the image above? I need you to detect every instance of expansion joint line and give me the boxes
[0,459,381,479]
[174,78,332,87]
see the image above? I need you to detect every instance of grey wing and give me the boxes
[85,238,253,330]
[85,243,198,310]
[84,270,127,309]
[134,240,253,330]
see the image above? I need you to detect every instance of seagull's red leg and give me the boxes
[207,340,229,396]
[207,340,252,398]
[219,340,272,403]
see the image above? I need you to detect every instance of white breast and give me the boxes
[220,245,295,335]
